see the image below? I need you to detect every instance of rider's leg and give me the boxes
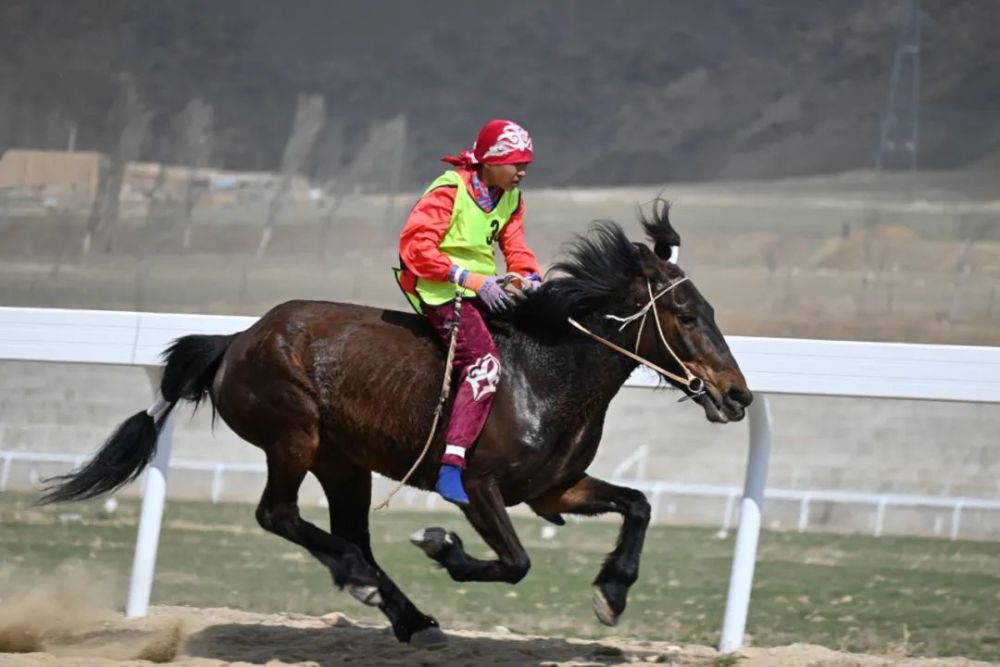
[425,298,501,505]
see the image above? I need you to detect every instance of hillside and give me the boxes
[1,1,998,188]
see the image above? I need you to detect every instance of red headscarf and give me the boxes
[442,119,534,168]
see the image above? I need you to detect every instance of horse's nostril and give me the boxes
[726,387,753,406]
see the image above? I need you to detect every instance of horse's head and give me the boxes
[511,202,751,423]
[628,200,752,423]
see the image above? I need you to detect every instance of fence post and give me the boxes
[0,454,11,492]
[611,444,649,480]
[719,393,772,653]
[950,501,964,540]
[649,487,661,525]
[210,464,224,503]
[874,496,888,537]
[720,491,738,535]
[797,493,812,532]
[125,367,175,619]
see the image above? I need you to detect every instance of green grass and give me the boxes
[1,494,998,660]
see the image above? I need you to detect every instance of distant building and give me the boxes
[0,149,105,203]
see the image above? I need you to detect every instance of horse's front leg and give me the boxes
[528,474,651,626]
[410,478,530,584]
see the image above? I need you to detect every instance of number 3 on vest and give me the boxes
[486,219,500,245]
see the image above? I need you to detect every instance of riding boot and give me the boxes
[435,464,470,505]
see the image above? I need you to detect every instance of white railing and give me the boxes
[3,448,998,540]
[0,449,265,505]
[2,305,999,654]
[610,444,649,480]
[627,480,1000,541]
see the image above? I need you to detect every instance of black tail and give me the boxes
[39,333,234,504]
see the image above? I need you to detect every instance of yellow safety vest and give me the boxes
[397,170,521,312]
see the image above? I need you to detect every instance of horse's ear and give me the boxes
[636,243,662,279]
[639,198,681,260]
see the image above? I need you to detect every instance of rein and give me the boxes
[567,277,705,399]
[374,294,463,510]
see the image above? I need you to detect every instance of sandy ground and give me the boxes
[0,603,995,667]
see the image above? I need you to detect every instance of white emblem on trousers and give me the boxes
[465,353,501,401]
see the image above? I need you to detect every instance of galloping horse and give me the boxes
[42,201,751,648]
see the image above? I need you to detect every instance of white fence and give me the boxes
[3,449,999,540]
[2,305,1000,654]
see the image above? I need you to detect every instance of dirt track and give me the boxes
[1,605,996,667]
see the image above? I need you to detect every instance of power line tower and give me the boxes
[875,0,923,171]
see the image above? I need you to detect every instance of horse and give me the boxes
[41,200,752,649]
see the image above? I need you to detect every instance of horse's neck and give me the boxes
[567,318,640,407]
[506,315,639,412]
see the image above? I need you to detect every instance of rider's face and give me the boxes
[482,162,529,191]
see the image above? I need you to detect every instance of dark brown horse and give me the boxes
[42,202,751,648]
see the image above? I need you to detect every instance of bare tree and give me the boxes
[949,215,995,322]
[0,89,13,221]
[314,115,407,259]
[82,74,150,256]
[0,89,12,156]
[176,97,214,251]
[855,210,881,316]
[382,115,408,232]
[314,115,345,260]
[255,93,325,259]
[142,161,169,229]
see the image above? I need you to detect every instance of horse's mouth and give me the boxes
[695,390,728,423]
[695,385,747,424]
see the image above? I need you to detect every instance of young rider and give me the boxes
[396,119,542,505]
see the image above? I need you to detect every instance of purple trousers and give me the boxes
[425,298,501,469]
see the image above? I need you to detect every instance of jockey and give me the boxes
[396,119,542,506]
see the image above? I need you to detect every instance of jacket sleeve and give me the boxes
[497,198,541,276]
[399,186,458,281]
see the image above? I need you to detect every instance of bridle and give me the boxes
[567,277,706,400]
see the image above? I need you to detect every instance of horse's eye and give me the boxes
[678,314,697,326]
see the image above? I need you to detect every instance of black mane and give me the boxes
[505,221,641,333]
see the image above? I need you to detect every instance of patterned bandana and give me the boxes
[442,119,534,169]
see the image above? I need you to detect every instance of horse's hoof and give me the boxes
[409,527,453,558]
[592,587,619,627]
[409,626,448,650]
[347,584,382,607]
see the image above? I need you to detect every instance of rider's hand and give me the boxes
[475,277,514,312]
[519,273,543,294]
[449,266,513,312]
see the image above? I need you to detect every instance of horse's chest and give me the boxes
[490,357,615,498]
[500,414,604,496]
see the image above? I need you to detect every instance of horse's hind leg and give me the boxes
[528,474,651,627]
[254,443,380,600]
[410,478,531,584]
[313,462,446,648]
